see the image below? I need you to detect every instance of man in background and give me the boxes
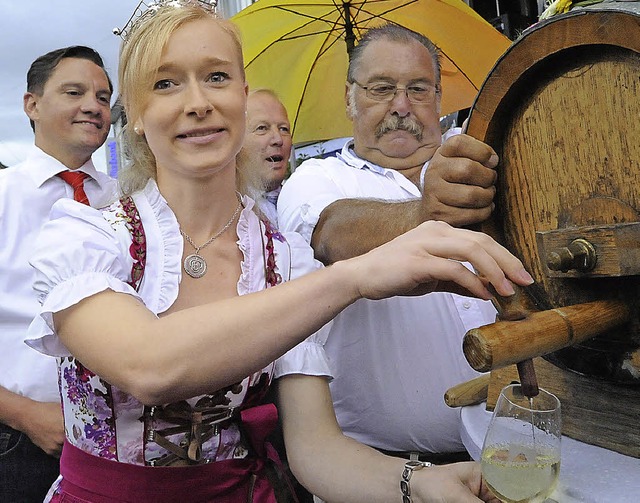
[0,45,118,502]
[278,24,500,464]
[239,88,292,225]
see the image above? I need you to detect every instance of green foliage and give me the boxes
[295,143,326,167]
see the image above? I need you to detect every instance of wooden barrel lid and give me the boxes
[466,8,640,384]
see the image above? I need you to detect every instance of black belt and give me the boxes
[376,448,471,465]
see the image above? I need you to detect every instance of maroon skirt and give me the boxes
[51,404,287,503]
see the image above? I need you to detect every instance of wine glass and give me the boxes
[481,384,561,503]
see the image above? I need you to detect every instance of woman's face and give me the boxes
[134,18,248,179]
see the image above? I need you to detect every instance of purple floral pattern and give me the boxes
[59,357,116,459]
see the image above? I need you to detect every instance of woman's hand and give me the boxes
[413,462,501,503]
[341,220,533,302]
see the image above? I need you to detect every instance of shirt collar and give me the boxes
[25,146,102,189]
[336,138,426,195]
[337,139,387,175]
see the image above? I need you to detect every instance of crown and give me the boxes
[113,0,218,41]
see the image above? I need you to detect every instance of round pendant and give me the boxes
[184,253,207,278]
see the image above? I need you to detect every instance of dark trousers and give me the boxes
[0,422,60,503]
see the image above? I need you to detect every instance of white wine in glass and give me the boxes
[481,384,561,503]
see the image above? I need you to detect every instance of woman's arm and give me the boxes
[278,375,501,503]
[53,221,532,405]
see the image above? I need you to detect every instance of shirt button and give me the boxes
[463,301,471,309]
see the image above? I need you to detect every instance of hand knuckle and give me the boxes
[448,134,464,148]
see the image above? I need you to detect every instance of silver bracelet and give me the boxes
[400,460,432,503]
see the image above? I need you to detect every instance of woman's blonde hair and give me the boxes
[117,4,245,195]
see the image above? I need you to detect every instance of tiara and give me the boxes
[113,0,218,41]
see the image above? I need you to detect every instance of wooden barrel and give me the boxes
[466,6,640,386]
[465,6,640,457]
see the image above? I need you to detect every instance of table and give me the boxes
[460,404,640,502]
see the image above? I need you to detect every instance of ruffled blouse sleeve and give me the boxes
[272,229,333,380]
[26,198,143,357]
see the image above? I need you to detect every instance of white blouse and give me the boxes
[26,179,331,466]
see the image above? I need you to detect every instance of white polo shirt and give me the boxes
[278,138,497,453]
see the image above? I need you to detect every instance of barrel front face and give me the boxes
[467,9,640,384]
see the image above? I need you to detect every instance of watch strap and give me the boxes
[400,460,432,503]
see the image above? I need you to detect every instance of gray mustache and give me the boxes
[376,116,424,141]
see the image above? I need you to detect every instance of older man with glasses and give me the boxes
[278,24,499,469]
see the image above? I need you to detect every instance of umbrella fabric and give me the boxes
[233,0,510,144]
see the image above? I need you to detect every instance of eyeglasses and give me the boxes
[350,80,439,104]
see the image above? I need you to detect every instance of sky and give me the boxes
[0,1,139,172]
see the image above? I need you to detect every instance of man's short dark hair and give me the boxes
[26,45,113,132]
[27,45,113,95]
[347,24,442,86]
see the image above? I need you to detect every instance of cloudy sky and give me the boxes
[0,1,139,171]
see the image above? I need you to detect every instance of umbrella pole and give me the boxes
[343,2,356,55]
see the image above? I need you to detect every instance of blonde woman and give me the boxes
[27,2,531,502]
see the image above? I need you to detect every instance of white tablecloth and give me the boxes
[460,404,640,502]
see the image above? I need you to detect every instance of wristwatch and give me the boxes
[400,460,432,503]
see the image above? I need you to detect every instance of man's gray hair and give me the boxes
[347,24,442,86]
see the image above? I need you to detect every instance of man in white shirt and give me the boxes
[0,46,118,502]
[278,25,499,462]
[238,89,292,225]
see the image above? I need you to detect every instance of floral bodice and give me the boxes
[59,355,272,465]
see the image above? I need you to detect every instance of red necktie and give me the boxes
[57,171,90,205]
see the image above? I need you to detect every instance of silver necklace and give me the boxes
[180,200,242,278]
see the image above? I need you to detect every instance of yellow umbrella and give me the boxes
[233,0,510,144]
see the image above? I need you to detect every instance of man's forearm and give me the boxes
[0,385,33,431]
[0,384,65,456]
[311,198,422,264]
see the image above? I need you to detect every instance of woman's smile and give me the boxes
[176,126,226,144]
